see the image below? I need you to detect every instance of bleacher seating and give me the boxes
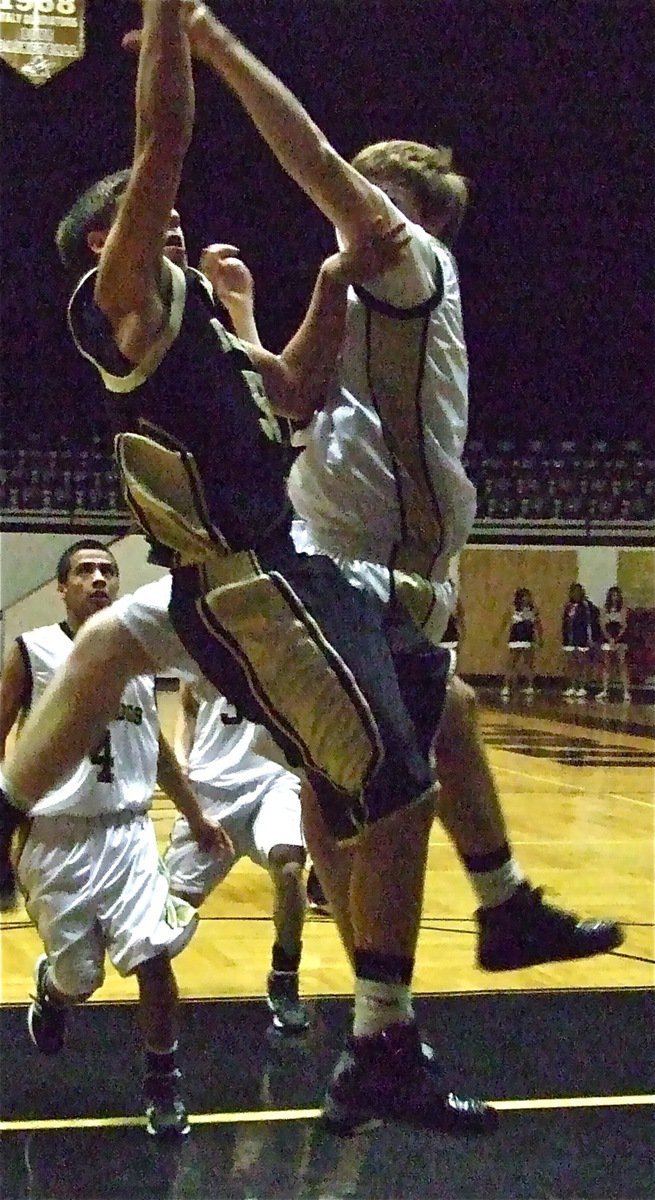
[0,433,125,518]
[1,435,653,535]
[464,437,654,527]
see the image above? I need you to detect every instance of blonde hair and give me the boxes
[351,140,469,246]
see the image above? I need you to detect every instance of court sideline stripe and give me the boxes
[1,1094,653,1132]
[492,764,653,808]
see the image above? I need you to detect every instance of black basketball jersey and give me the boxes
[68,262,294,559]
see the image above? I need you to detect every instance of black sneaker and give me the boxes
[27,955,67,1055]
[144,1068,190,1137]
[477,882,624,971]
[306,866,331,916]
[323,1022,497,1136]
[266,970,310,1032]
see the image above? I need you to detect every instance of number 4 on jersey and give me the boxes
[90,731,114,783]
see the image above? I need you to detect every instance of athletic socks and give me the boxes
[353,951,414,1039]
[271,942,302,975]
[460,842,526,909]
[145,1041,179,1076]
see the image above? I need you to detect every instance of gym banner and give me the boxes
[0,0,85,86]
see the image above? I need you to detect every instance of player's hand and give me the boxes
[123,2,217,62]
[199,244,255,309]
[323,218,411,286]
[190,814,234,857]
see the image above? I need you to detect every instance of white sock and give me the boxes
[471,858,526,910]
[353,978,414,1039]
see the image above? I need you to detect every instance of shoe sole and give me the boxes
[27,956,44,1050]
[26,1002,41,1051]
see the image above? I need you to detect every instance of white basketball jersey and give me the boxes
[188,694,297,812]
[288,188,476,586]
[18,623,159,817]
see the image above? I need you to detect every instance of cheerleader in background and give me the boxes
[501,588,543,700]
[597,586,631,703]
[561,583,602,700]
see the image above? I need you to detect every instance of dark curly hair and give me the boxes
[55,169,131,279]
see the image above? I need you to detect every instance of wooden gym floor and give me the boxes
[0,692,653,1198]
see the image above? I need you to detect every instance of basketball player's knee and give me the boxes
[69,611,120,677]
[72,610,149,683]
[268,847,306,886]
[54,958,104,1000]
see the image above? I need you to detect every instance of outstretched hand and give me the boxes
[324,218,411,287]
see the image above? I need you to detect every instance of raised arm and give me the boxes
[242,252,351,421]
[199,245,262,346]
[96,1,195,357]
[200,224,409,420]
[199,243,342,419]
[133,2,393,248]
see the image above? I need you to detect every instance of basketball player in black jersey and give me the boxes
[0,2,494,1136]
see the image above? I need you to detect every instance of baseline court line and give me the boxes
[1,1094,653,1132]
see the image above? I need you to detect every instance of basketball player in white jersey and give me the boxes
[165,683,309,1032]
[202,242,623,972]
[0,539,228,1137]
[175,3,624,1000]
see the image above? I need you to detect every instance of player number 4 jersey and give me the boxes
[17,623,158,818]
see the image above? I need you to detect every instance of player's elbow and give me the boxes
[272,376,318,423]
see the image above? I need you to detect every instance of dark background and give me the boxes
[0,0,651,446]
